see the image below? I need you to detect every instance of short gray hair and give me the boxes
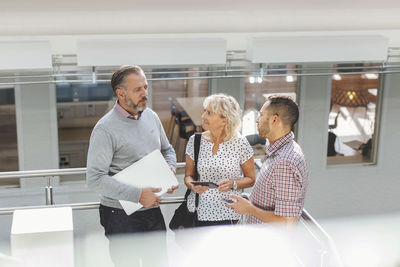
[111,65,145,94]
[203,94,242,141]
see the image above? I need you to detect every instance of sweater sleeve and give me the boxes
[86,125,142,203]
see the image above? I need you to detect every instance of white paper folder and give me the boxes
[113,150,179,215]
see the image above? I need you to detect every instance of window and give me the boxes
[0,87,19,187]
[57,82,115,183]
[327,64,380,165]
[244,65,298,158]
[151,68,209,162]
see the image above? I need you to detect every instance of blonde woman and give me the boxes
[184,94,255,226]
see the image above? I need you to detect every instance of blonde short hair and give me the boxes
[203,94,242,141]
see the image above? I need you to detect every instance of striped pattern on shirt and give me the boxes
[245,132,309,224]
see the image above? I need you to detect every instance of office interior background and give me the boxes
[0,1,400,266]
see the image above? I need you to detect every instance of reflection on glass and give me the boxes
[0,87,19,187]
[327,71,379,165]
[152,68,208,162]
[57,84,114,183]
[244,65,297,158]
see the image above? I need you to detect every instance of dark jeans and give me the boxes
[99,205,167,267]
[196,219,239,227]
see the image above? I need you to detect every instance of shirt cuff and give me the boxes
[274,200,302,217]
[136,189,142,204]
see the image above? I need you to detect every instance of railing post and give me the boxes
[45,176,54,205]
[319,247,328,267]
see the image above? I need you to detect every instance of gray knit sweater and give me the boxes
[86,107,176,209]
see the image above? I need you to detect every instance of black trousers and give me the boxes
[99,205,167,267]
[99,204,166,235]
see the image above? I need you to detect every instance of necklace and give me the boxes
[209,132,224,144]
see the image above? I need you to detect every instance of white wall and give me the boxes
[14,80,59,188]
[1,1,400,36]
[298,67,400,218]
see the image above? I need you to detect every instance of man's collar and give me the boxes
[266,132,294,156]
[114,100,143,120]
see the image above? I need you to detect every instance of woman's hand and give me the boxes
[218,179,234,192]
[191,184,209,194]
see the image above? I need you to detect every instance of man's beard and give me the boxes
[258,124,269,139]
[125,96,147,112]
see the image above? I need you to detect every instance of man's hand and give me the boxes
[167,185,179,194]
[139,187,161,208]
[169,165,176,174]
[226,194,252,215]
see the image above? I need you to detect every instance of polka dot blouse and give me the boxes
[185,134,254,221]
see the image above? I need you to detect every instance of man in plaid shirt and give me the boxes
[228,96,308,225]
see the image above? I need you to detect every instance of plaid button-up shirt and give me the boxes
[244,132,309,224]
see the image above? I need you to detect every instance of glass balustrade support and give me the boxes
[300,209,343,267]
[0,197,336,265]
[0,163,339,266]
[45,176,54,205]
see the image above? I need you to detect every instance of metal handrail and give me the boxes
[0,162,186,205]
[0,168,86,179]
[0,197,186,215]
[0,162,186,179]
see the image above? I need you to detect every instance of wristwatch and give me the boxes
[232,180,238,190]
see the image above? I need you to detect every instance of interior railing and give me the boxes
[1,62,400,86]
[0,163,186,205]
[0,161,341,267]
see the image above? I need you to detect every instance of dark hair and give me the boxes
[267,95,299,130]
[110,65,144,94]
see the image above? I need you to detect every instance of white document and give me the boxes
[113,150,179,215]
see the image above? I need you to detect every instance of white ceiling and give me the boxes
[0,0,400,35]
[2,0,400,11]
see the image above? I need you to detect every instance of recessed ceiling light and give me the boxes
[286,75,294,82]
[362,73,379,79]
[332,74,342,80]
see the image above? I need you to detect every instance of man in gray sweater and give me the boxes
[86,65,177,266]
